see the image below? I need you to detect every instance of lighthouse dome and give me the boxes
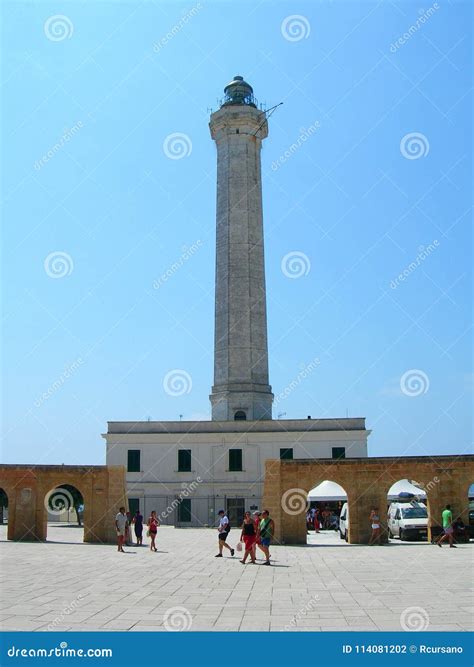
[222,75,256,107]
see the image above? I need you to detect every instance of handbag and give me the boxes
[236,541,243,552]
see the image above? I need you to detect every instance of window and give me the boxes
[280,448,293,460]
[234,410,246,421]
[332,447,346,460]
[127,450,140,472]
[229,449,243,471]
[401,507,427,519]
[128,498,140,516]
[178,498,191,522]
[178,449,192,472]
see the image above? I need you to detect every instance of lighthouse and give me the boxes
[209,76,273,421]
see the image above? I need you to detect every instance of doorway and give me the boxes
[226,498,245,527]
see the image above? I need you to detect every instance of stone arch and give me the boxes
[262,455,474,545]
[0,487,9,527]
[0,465,127,544]
[306,479,349,542]
[43,482,86,542]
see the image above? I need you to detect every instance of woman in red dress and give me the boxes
[239,511,257,564]
[147,510,159,552]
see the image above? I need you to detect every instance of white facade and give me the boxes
[104,418,370,527]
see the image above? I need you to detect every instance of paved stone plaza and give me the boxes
[0,525,471,632]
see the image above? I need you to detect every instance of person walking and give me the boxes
[436,504,457,548]
[147,510,159,552]
[257,510,274,565]
[313,508,321,533]
[239,511,257,564]
[133,510,144,546]
[215,509,234,557]
[115,507,128,553]
[253,511,262,560]
[125,511,133,545]
[368,507,382,545]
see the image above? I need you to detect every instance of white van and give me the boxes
[339,502,348,541]
[388,501,428,540]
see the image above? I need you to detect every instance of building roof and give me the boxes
[105,417,367,435]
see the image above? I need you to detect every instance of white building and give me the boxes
[104,418,370,526]
[104,76,371,527]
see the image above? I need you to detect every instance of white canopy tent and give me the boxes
[387,479,426,500]
[307,480,347,502]
[307,479,427,502]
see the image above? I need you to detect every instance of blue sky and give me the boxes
[2,0,472,466]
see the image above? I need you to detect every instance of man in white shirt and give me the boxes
[115,506,128,553]
[215,509,234,558]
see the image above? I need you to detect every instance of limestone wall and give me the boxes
[0,464,127,544]
[262,455,474,544]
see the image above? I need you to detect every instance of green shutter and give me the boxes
[332,447,346,460]
[178,450,192,472]
[280,448,293,460]
[178,498,191,522]
[127,450,140,472]
[229,449,242,471]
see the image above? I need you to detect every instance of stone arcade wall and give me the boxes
[262,455,474,545]
[0,464,127,544]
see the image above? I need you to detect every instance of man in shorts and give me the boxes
[215,509,235,557]
[436,504,457,548]
[257,510,274,565]
[115,506,128,553]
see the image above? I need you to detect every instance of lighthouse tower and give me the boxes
[209,76,273,421]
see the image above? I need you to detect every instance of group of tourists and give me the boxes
[115,502,461,553]
[114,507,158,553]
[114,506,275,564]
[306,505,338,532]
[367,504,461,546]
[216,509,275,565]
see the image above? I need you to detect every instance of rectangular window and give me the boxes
[128,498,139,516]
[228,449,243,471]
[332,447,346,460]
[280,448,293,460]
[127,450,140,472]
[178,498,191,522]
[178,449,192,472]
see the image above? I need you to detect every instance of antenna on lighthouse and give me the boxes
[253,102,283,136]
